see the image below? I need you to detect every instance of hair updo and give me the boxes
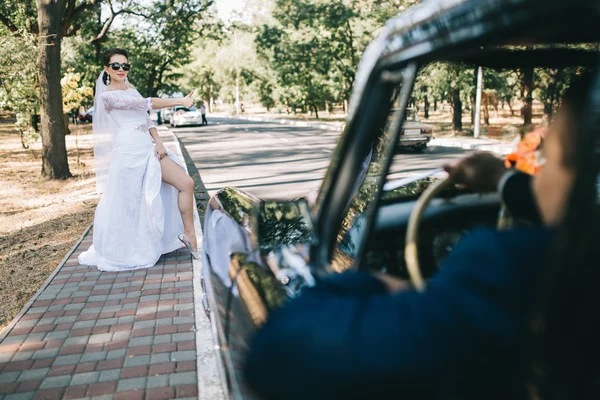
[102,48,129,85]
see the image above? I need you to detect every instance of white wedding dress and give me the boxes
[79,88,186,271]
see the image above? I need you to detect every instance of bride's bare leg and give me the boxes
[159,157,197,250]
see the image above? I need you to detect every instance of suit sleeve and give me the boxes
[244,229,549,400]
[500,171,542,224]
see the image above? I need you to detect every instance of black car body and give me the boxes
[200,0,600,397]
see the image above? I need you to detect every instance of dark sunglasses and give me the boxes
[106,62,131,71]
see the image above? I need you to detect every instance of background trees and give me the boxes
[253,0,417,116]
[0,29,39,146]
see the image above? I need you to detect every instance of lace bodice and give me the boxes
[101,88,155,131]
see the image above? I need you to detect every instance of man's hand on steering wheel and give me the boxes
[444,152,507,193]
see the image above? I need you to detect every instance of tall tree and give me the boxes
[256,0,389,117]
[418,62,474,131]
[36,0,71,178]
[521,66,534,126]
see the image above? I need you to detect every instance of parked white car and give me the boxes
[170,106,202,127]
[159,92,184,123]
[160,108,172,123]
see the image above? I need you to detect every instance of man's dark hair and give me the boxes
[102,48,129,85]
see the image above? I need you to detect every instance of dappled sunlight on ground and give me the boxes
[0,120,98,330]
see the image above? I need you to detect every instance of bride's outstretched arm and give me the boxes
[150,90,195,110]
[103,88,196,111]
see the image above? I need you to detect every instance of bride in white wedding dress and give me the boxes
[79,48,199,271]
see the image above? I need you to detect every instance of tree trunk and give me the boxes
[64,114,71,135]
[452,89,462,131]
[433,98,438,112]
[312,103,319,119]
[483,105,490,125]
[424,95,429,119]
[36,0,71,179]
[522,66,534,125]
[471,66,478,124]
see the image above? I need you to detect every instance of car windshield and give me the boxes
[385,60,568,191]
[174,106,196,112]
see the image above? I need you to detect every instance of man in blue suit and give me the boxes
[244,78,584,399]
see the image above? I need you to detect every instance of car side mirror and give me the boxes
[253,198,312,251]
[252,198,316,295]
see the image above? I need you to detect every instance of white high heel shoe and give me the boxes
[178,234,200,259]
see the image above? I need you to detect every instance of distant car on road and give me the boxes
[396,109,433,151]
[160,107,172,124]
[160,92,184,124]
[170,106,202,127]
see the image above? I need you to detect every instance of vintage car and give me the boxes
[396,108,433,151]
[200,0,600,398]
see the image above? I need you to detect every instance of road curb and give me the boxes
[214,114,514,155]
[158,126,225,400]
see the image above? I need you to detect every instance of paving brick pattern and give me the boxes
[0,231,199,400]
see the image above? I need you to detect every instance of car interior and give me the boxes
[333,53,598,285]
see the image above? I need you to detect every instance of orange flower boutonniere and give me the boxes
[505,127,547,175]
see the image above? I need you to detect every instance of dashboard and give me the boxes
[363,193,501,279]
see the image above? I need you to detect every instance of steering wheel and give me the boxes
[404,176,514,292]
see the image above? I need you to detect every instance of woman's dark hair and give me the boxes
[102,48,129,85]
[527,69,600,399]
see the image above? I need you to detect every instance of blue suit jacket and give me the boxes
[245,227,552,399]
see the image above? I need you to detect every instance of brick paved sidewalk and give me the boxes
[0,228,200,400]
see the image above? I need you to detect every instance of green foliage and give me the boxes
[0,0,37,33]
[255,0,356,114]
[0,29,38,136]
[249,0,417,115]
[61,69,93,113]
[535,68,581,118]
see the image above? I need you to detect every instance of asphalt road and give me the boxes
[174,117,470,199]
